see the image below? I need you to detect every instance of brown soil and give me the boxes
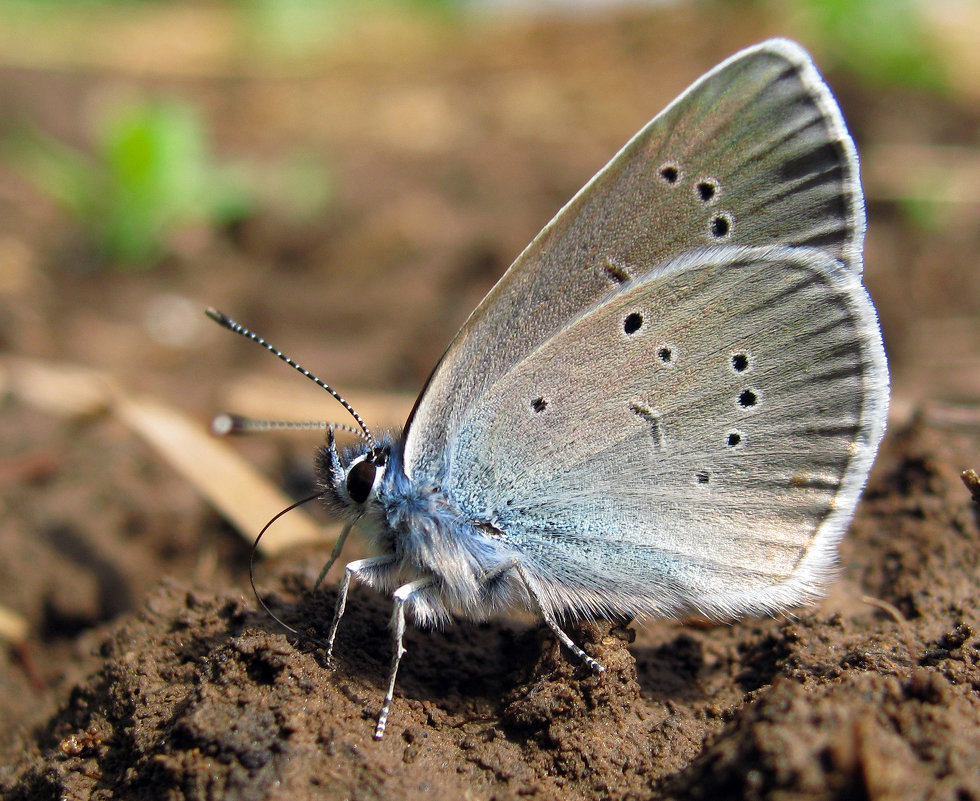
[2,6,979,800]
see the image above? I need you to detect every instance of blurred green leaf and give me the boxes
[238,0,463,59]
[239,0,343,59]
[790,0,947,91]
[5,96,332,269]
[95,101,221,263]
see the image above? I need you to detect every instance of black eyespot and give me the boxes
[732,353,749,372]
[727,431,742,448]
[624,312,643,335]
[697,181,717,202]
[346,459,377,504]
[738,389,758,408]
[531,397,547,413]
[658,346,673,363]
[696,471,710,484]
[659,164,679,184]
[710,214,731,238]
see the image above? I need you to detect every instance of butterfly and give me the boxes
[210,38,889,739]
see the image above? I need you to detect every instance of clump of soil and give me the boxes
[3,410,979,801]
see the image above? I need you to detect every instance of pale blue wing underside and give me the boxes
[445,246,888,620]
[404,39,865,480]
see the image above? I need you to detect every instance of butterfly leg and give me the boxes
[514,562,605,673]
[313,520,354,593]
[325,555,397,667]
[376,577,435,740]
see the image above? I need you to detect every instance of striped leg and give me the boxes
[374,578,434,740]
[324,555,397,666]
[313,520,354,593]
[515,563,605,673]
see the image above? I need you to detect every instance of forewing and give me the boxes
[443,246,888,620]
[404,39,865,480]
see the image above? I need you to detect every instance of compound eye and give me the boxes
[346,459,377,504]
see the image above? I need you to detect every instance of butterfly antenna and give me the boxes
[211,414,363,438]
[206,308,377,450]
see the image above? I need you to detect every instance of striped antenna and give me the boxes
[206,308,376,449]
[211,414,364,438]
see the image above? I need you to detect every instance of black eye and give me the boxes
[346,459,377,504]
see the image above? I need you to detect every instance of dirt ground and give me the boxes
[1,5,980,800]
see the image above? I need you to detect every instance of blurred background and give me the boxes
[1,0,979,759]
[1,0,978,413]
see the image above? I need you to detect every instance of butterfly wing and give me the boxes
[444,245,888,620]
[404,39,865,480]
